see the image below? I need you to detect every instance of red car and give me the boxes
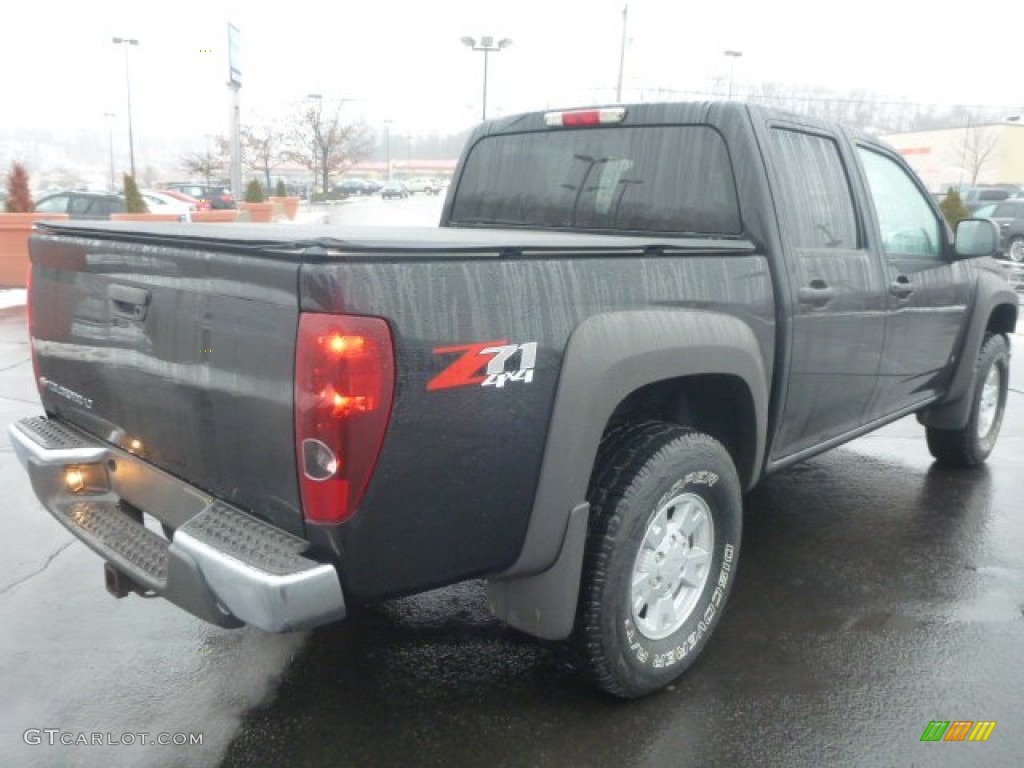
[158,188,211,211]
[163,183,236,210]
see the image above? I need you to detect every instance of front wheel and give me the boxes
[926,333,1010,467]
[574,422,742,698]
[1008,236,1024,263]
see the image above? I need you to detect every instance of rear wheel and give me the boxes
[574,422,742,698]
[926,333,1009,467]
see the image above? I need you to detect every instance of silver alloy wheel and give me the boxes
[631,492,714,640]
[1009,239,1024,263]
[977,363,1002,439]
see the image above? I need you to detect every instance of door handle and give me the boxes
[108,284,151,321]
[889,275,914,300]
[798,279,834,307]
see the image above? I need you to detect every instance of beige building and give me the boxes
[879,122,1024,193]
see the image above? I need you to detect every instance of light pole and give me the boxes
[383,119,392,181]
[103,112,116,191]
[461,36,512,121]
[111,37,139,178]
[724,50,742,100]
[616,5,629,103]
[308,93,322,200]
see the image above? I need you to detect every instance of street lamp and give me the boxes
[383,119,393,181]
[461,36,512,121]
[103,112,116,192]
[111,37,139,178]
[724,50,742,100]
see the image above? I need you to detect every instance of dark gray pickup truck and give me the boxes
[9,103,1017,697]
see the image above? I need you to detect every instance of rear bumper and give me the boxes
[8,416,345,632]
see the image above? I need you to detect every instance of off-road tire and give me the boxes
[926,333,1009,467]
[574,421,742,698]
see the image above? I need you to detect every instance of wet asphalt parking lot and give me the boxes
[1,195,1022,767]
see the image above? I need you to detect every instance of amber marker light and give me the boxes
[65,468,85,492]
[62,464,110,494]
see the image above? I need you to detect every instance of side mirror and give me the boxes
[954,218,999,258]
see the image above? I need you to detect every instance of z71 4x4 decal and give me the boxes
[428,340,538,391]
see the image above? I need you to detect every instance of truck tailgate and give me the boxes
[29,228,304,535]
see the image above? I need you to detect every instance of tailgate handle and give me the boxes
[108,284,151,321]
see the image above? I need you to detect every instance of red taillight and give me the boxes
[295,313,395,524]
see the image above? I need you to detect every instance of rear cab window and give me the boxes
[768,128,860,251]
[449,125,742,236]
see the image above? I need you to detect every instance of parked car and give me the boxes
[962,186,1015,214]
[404,177,441,195]
[140,191,193,221]
[163,183,236,210]
[158,188,211,211]
[335,179,379,196]
[973,198,1024,262]
[380,182,410,199]
[33,192,124,219]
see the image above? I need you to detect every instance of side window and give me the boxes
[68,196,95,216]
[993,202,1022,219]
[857,148,942,258]
[35,195,68,213]
[770,129,859,250]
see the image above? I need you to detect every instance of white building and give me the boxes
[879,121,1024,193]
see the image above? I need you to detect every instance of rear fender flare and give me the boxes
[487,309,769,639]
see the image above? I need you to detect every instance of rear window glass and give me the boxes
[450,125,741,236]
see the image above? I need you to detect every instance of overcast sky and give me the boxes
[4,0,1023,151]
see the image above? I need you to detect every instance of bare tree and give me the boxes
[181,145,226,186]
[285,102,374,196]
[956,125,1000,184]
[242,125,285,190]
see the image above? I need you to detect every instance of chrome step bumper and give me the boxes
[9,416,345,632]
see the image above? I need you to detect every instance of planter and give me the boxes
[238,202,276,223]
[110,213,184,222]
[191,209,240,223]
[269,196,301,220]
[0,213,69,288]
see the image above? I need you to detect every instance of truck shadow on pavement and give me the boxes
[220,448,1012,768]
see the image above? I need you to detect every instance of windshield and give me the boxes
[450,125,741,236]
